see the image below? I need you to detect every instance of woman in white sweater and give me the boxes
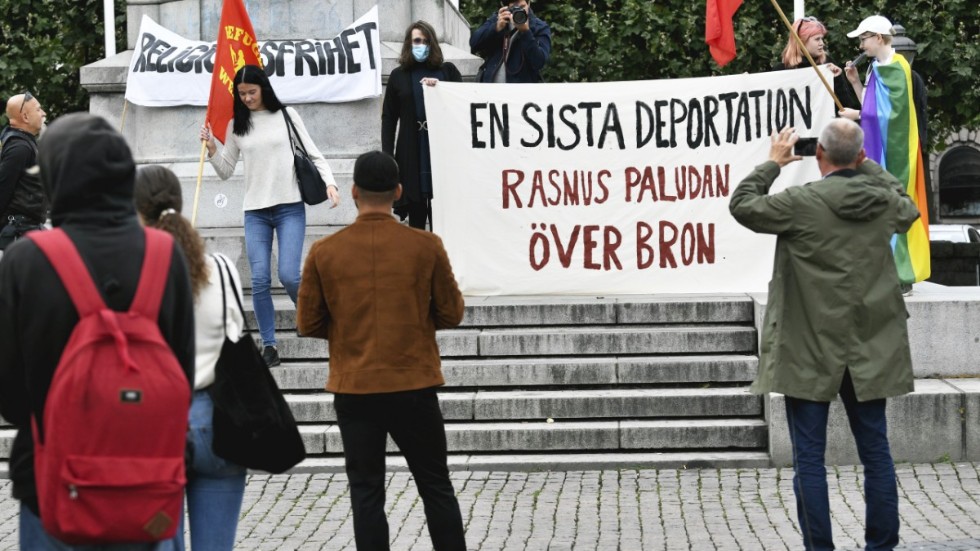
[200,64,339,367]
[135,165,248,550]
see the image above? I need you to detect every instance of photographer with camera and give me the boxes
[730,120,919,551]
[470,0,551,83]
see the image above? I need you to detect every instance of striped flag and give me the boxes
[861,53,931,283]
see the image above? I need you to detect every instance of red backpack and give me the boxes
[28,228,190,544]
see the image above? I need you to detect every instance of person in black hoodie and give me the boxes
[0,113,195,550]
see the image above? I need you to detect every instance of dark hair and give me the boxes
[134,165,210,298]
[397,21,445,69]
[232,64,285,137]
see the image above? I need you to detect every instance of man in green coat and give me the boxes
[730,119,919,551]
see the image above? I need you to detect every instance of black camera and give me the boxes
[506,5,529,25]
[794,137,818,157]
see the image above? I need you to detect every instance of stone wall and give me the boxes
[81,0,482,228]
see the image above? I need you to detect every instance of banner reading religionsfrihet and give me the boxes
[125,6,380,107]
[425,68,836,295]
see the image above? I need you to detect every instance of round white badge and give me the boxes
[214,193,228,208]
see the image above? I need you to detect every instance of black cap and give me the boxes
[353,150,399,192]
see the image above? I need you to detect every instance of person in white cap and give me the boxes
[839,15,896,111]
[838,15,932,292]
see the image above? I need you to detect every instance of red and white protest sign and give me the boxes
[425,69,835,295]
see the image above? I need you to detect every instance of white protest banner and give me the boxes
[425,69,836,295]
[125,6,381,107]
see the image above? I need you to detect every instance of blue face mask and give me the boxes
[412,45,430,62]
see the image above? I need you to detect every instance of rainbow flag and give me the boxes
[861,53,930,284]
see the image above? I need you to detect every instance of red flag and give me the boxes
[705,0,743,67]
[205,0,263,144]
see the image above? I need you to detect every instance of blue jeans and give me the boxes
[785,370,900,551]
[175,391,247,551]
[19,505,181,551]
[243,201,306,347]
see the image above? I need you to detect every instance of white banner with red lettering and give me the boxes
[425,69,835,295]
[125,7,381,107]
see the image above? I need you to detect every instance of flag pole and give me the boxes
[119,100,129,133]
[192,140,207,226]
[768,0,844,111]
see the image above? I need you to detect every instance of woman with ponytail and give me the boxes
[135,165,246,551]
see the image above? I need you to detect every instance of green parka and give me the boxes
[730,160,920,402]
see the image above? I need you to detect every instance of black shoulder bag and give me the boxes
[210,254,307,473]
[282,108,329,206]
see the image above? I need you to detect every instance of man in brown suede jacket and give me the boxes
[297,150,466,551]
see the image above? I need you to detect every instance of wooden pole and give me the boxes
[191,140,207,226]
[119,100,129,133]
[768,0,844,111]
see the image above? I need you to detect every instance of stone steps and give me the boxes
[273,326,756,360]
[241,295,755,327]
[296,418,767,455]
[1,449,772,478]
[284,388,761,423]
[282,450,773,473]
[0,295,772,473]
[272,356,759,389]
[260,295,765,469]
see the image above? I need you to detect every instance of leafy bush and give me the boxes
[0,0,125,123]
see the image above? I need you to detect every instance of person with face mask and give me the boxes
[381,21,461,230]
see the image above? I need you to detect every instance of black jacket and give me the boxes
[0,114,195,514]
[773,56,863,112]
[0,126,45,222]
[381,63,462,206]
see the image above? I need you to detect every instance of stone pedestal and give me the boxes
[81,0,482,228]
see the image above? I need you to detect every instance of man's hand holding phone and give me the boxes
[769,128,804,167]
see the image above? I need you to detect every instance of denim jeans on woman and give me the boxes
[785,369,899,551]
[19,507,181,551]
[243,201,306,347]
[175,390,247,551]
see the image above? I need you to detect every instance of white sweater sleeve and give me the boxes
[209,120,240,181]
[287,107,338,189]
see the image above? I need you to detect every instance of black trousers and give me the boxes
[333,387,466,551]
[405,199,431,231]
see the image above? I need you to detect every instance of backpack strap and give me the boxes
[129,228,174,320]
[28,229,106,317]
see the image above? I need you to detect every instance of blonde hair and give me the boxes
[781,18,828,67]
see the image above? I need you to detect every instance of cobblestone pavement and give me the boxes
[1,462,979,550]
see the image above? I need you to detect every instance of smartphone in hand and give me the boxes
[794,137,818,156]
